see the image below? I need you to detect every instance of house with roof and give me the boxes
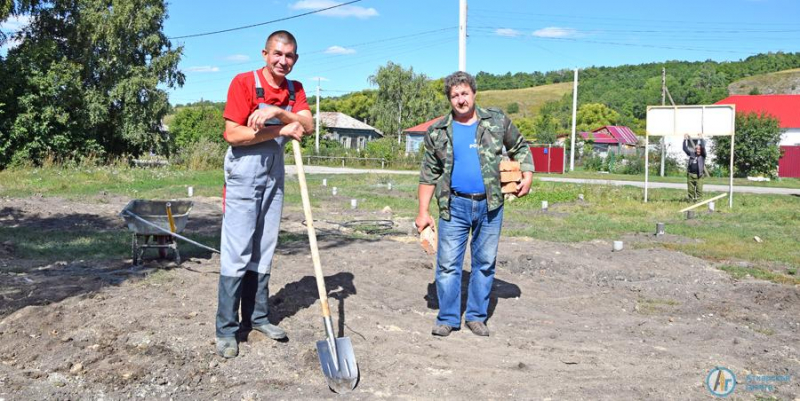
[579,125,640,156]
[317,112,383,150]
[714,95,800,145]
[403,117,442,154]
[714,95,800,178]
[660,95,800,177]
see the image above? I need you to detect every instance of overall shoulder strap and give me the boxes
[253,70,265,100]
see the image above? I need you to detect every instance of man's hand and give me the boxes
[415,212,435,234]
[279,122,304,142]
[247,106,283,130]
[684,134,689,140]
[515,171,533,198]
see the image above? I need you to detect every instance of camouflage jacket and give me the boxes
[419,106,534,220]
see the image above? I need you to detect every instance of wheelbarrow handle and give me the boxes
[121,210,220,254]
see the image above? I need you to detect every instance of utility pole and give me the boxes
[459,0,467,72]
[397,102,402,144]
[569,68,578,171]
[660,67,666,177]
[315,78,320,154]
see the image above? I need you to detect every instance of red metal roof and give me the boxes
[403,117,443,134]
[594,126,639,145]
[715,95,800,128]
[580,131,617,144]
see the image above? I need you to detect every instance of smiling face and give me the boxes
[448,83,476,121]
[695,145,702,155]
[262,39,298,80]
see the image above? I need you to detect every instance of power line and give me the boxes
[470,7,800,28]
[168,0,364,40]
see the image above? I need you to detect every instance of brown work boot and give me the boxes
[431,324,455,337]
[466,321,490,336]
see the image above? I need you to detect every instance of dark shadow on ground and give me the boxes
[424,272,521,323]
[268,272,356,337]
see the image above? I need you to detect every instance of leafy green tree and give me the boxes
[714,112,783,178]
[576,103,620,132]
[0,0,183,167]
[170,106,224,148]
[368,62,446,139]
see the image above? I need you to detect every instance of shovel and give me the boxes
[291,139,359,393]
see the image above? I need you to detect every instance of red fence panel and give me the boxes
[529,146,565,174]
[778,146,800,178]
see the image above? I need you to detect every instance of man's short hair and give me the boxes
[444,71,477,97]
[266,30,298,52]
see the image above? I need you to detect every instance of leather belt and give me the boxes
[451,190,486,201]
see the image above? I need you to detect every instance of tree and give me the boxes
[170,106,224,148]
[576,103,620,132]
[0,0,183,167]
[714,112,783,178]
[368,62,446,140]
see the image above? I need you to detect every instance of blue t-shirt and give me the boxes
[450,120,485,194]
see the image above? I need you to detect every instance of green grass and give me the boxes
[0,165,223,199]
[636,298,680,315]
[476,82,572,118]
[717,265,800,285]
[2,166,798,285]
[560,169,800,189]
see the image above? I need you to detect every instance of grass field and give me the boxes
[559,169,800,189]
[476,82,572,118]
[1,165,797,284]
[728,68,800,95]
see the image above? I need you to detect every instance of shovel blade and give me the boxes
[316,337,358,393]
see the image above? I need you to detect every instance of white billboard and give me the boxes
[646,105,735,137]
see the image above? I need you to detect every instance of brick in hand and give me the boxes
[499,160,522,194]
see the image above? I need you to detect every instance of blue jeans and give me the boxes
[435,195,503,327]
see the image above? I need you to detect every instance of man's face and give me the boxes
[262,40,298,78]
[448,83,476,119]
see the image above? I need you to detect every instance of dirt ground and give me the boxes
[0,194,798,400]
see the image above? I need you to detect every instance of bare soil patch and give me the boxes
[0,196,797,399]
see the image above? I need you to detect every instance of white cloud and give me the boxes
[290,0,379,19]
[324,45,356,55]
[495,28,522,38]
[532,27,579,38]
[224,54,250,62]
[185,66,220,73]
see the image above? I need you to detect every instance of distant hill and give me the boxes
[728,68,800,95]
[476,82,572,118]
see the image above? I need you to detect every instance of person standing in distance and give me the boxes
[216,30,313,358]
[416,71,534,337]
[683,133,707,202]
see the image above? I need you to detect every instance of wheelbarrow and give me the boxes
[120,200,194,265]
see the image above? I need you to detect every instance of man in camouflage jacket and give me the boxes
[415,71,534,337]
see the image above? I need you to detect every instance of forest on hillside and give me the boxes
[169,52,800,149]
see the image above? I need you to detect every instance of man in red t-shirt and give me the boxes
[216,30,313,358]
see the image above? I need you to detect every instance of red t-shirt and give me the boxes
[222,69,310,138]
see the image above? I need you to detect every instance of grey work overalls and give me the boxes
[216,71,295,338]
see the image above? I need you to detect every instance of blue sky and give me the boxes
[5,0,800,104]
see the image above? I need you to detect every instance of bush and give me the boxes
[506,102,520,114]
[171,138,226,170]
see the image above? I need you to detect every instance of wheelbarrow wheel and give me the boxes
[132,234,140,266]
[157,235,169,259]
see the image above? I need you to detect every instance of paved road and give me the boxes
[285,165,800,195]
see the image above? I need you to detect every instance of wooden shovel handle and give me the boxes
[291,139,332,318]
